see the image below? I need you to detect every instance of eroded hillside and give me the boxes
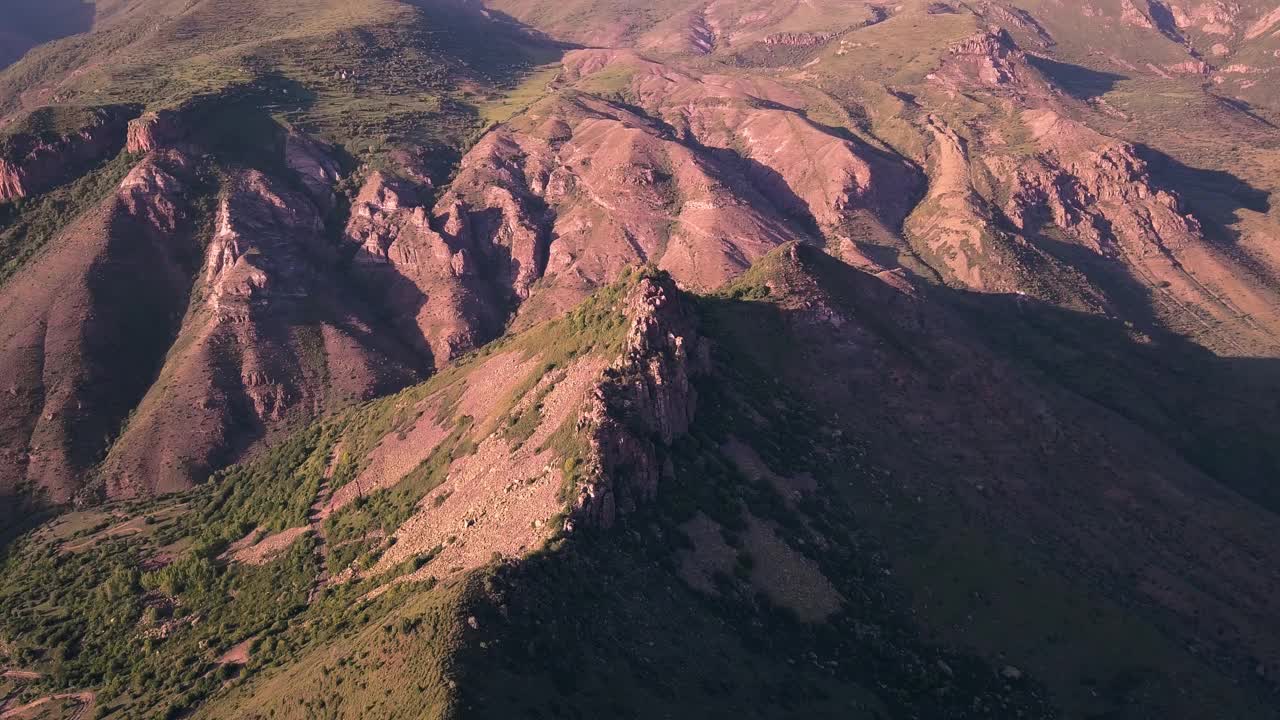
[2,0,1279,718]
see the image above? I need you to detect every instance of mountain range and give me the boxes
[0,0,1278,718]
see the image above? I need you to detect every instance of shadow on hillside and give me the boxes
[1135,143,1272,245]
[454,249,1280,720]
[1027,55,1126,100]
[960,287,1280,514]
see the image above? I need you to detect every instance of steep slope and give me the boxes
[1,2,1279,717]
[0,0,555,504]
[97,164,424,498]
[3,256,1278,718]
[0,149,205,505]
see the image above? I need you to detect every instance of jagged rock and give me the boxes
[126,110,185,154]
[0,106,135,201]
[344,171,505,367]
[930,28,1052,96]
[100,168,419,497]
[572,274,707,528]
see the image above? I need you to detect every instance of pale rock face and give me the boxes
[126,110,184,154]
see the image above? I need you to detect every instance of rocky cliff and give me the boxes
[0,106,136,201]
[99,166,421,497]
[572,274,706,528]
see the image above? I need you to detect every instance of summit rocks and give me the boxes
[572,274,706,528]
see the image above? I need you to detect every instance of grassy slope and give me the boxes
[1,246,1274,718]
[0,272,637,718]
[702,246,1271,719]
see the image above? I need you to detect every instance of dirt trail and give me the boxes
[0,691,94,719]
[304,443,341,603]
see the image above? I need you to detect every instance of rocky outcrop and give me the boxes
[986,109,1280,353]
[0,106,135,201]
[571,274,707,528]
[996,111,1200,258]
[763,31,832,47]
[344,171,504,367]
[0,150,201,503]
[930,28,1054,97]
[978,2,1055,47]
[125,110,184,153]
[100,168,420,498]
[902,114,1087,299]
[431,89,808,326]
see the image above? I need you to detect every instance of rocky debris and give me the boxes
[371,354,608,584]
[0,106,135,201]
[125,110,184,153]
[763,31,832,47]
[572,274,707,528]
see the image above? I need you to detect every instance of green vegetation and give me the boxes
[0,266,655,716]
[0,0,555,176]
[0,149,139,286]
[476,63,563,127]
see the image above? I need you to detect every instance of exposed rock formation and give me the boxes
[99,168,420,497]
[125,110,185,154]
[763,31,832,47]
[0,150,200,503]
[930,27,1054,97]
[344,171,504,367]
[988,109,1280,353]
[0,106,136,201]
[572,274,706,528]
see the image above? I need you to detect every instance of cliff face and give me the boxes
[985,109,1280,354]
[572,274,706,528]
[99,167,421,498]
[344,171,505,367]
[125,110,185,154]
[0,106,137,201]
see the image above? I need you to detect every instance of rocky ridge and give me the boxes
[0,106,137,201]
[571,273,706,528]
